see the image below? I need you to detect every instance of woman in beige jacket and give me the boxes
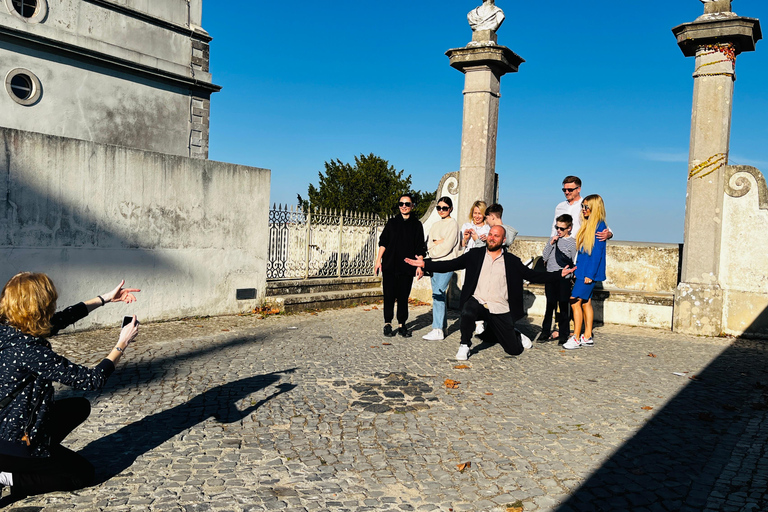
[422,197,460,341]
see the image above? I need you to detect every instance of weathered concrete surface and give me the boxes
[0,0,217,157]
[0,127,271,329]
[7,304,768,511]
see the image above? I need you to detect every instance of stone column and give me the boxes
[671,1,761,335]
[446,27,523,221]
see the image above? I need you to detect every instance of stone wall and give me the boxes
[0,127,270,329]
[719,166,768,336]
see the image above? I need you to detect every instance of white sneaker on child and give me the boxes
[474,321,485,335]
[455,344,471,361]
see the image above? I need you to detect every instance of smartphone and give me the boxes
[121,316,133,328]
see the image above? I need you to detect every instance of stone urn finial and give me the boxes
[700,0,733,15]
[467,0,505,32]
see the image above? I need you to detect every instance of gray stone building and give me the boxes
[0,1,271,329]
[0,0,218,158]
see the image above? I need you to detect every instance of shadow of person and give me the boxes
[79,369,297,485]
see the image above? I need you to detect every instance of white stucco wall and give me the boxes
[0,128,270,330]
[719,166,768,336]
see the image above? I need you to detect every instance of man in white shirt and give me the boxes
[552,176,613,241]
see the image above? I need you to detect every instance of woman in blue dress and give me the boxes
[564,194,607,349]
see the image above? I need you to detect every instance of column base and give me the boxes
[673,282,723,336]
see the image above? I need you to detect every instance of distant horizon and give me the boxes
[206,1,768,244]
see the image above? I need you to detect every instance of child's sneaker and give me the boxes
[474,321,485,335]
[581,334,594,347]
[563,335,582,350]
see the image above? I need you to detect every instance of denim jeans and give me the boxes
[431,271,453,330]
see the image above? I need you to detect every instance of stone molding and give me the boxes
[83,0,213,42]
[672,16,762,56]
[445,45,524,76]
[724,165,768,210]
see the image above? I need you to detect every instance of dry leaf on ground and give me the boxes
[641,406,653,410]
[454,364,470,369]
[456,461,471,472]
[444,379,460,389]
[485,392,493,396]
[382,342,392,346]
[506,501,524,512]
[648,353,657,358]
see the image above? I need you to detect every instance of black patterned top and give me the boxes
[0,303,115,457]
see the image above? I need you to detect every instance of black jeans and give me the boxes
[382,271,414,326]
[460,297,524,356]
[542,276,573,343]
[0,397,95,497]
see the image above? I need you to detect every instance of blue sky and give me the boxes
[205,1,768,243]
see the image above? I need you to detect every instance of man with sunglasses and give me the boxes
[552,176,612,240]
[404,226,575,360]
[375,194,426,338]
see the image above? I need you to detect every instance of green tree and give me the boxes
[297,154,435,219]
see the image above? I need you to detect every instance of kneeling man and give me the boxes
[406,226,575,360]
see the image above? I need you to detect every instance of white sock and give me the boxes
[0,471,12,486]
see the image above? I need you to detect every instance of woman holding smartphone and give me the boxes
[0,273,139,501]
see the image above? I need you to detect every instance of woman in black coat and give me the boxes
[0,272,139,500]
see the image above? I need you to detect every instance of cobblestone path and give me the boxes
[6,305,767,512]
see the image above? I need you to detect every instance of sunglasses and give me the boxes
[398,202,412,207]
[435,206,450,212]
[562,187,579,193]
[555,226,569,231]
[581,204,591,210]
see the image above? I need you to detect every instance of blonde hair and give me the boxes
[576,194,606,256]
[0,272,58,337]
[468,200,487,222]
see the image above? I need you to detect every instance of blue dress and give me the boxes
[572,221,607,300]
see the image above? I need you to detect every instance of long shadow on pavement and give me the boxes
[79,369,297,484]
[556,338,768,512]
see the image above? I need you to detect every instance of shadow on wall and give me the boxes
[0,138,180,301]
[556,325,768,512]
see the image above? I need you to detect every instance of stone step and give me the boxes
[266,276,381,296]
[266,287,383,313]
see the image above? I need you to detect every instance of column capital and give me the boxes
[445,44,524,76]
[672,16,762,57]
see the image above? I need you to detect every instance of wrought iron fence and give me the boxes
[267,204,386,280]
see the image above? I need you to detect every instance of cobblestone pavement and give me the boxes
[5,304,768,512]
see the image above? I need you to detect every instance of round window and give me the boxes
[5,69,42,106]
[12,0,37,18]
[5,0,47,22]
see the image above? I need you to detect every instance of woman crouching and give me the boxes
[0,272,139,500]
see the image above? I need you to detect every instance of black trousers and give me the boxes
[460,297,524,356]
[382,271,414,325]
[0,397,95,497]
[542,276,573,343]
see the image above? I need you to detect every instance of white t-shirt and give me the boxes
[460,222,491,253]
[551,197,613,239]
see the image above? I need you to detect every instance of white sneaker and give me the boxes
[474,321,485,335]
[518,330,532,349]
[581,334,594,347]
[422,328,444,341]
[456,344,471,361]
[563,335,582,350]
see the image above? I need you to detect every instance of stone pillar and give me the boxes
[671,2,762,335]
[446,28,523,221]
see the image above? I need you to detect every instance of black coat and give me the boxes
[424,247,561,321]
[379,214,426,276]
[0,303,114,457]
